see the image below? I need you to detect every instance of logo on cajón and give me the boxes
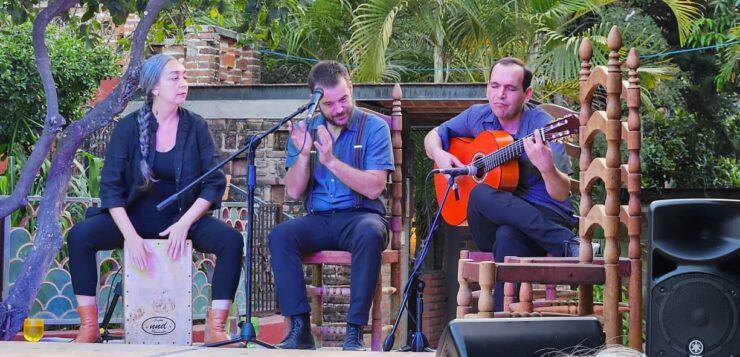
[142,317,176,335]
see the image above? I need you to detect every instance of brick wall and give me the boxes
[421,271,447,348]
[203,117,306,212]
[110,14,261,85]
[154,26,260,85]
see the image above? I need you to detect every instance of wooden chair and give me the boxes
[456,27,643,350]
[455,103,582,318]
[301,84,405,351]
[501,103,627,315]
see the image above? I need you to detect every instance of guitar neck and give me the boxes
[467,114,578,175]
[475,132,538,173]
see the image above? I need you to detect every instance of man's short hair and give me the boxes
[489,57,533,90]
[308,60,351,91]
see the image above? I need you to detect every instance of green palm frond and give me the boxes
[345,0,407,82]
[661,0,705,45]
[192,14,240,30]
[531,22,612,85]
[716,25,739,90]
[537,78,580,101]
[444,0,494,45]
[542,0,614,23]
[278,0,353,61]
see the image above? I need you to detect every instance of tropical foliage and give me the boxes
[0,0,171,340]
[641,107,740,189]
[267,1,739,190]
[264,0,702,85]
[0,22,120,155]
[685,0,738,90]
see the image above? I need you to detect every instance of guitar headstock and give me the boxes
[543,114,579,142]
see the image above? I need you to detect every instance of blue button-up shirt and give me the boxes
[286,108,395,214]
[437,104,576,225]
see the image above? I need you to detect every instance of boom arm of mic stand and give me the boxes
[382,175,455,352]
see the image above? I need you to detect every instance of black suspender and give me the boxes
[352,112,368,209]
[306,126,319,213]
[305,111,369,212]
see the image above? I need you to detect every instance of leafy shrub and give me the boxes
[0,22,121,154]
[641,108,740,189]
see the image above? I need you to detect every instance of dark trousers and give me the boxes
[268,210,387,326]
[68,212,244,300]
[466,185,575,311]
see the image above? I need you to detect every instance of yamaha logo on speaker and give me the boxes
[688,339,704,357]
[142,316,176,335]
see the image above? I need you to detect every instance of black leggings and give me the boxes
[68,211,244,300]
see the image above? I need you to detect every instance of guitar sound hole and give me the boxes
[471,154,485,181]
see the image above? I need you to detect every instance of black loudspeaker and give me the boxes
[436,317,604,357]
[648,199,740,356]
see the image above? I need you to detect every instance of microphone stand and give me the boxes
[157,103,309,348]
[383,174,457,352]
[99,281,123,342]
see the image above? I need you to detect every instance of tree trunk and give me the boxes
[434,42,445,83]
[0,0,167,340]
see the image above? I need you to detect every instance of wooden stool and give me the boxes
[123,240,193,345]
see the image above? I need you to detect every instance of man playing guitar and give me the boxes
[423,57,578,312]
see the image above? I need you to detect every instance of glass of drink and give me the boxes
[23,318,44,342]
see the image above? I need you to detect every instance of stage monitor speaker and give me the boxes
[436,317,604,357]
[647,199,740,356]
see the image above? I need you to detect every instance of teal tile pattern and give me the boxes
[2,197,277,326]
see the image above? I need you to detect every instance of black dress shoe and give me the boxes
[342,323,366,351]
[276,314,316,350]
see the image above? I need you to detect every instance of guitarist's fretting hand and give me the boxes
[287,120,313,157]
[523,128,555,173]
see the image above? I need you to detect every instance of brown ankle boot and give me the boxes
[74,304,101,343]
[204,307,231,344]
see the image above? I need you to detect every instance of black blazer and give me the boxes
[99,107,225,219]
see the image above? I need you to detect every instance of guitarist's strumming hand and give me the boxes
[431,148,466,174]
[523,128,556,174]
[287,120,313,157]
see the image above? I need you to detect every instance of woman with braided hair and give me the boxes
[67,54,243,344]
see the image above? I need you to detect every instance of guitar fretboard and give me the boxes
[472,132,560,174]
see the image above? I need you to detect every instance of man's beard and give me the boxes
[322,105,354,127]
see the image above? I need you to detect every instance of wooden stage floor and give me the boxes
[0,341,436,357]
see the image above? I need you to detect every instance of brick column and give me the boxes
[185,27,220,85]
[110,19,262,85]
[421,271,447,348]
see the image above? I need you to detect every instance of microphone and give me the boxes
[305,88,324,123]
[432,165,477,177]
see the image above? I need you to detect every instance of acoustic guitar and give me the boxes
[433,114,578,225]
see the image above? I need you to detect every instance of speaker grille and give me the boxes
[650,273,739,356]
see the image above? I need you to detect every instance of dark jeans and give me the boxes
[68,212,244,300]
[466,185,576,311]
[268,210,388,326]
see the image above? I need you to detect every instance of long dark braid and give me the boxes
[136,54,176,189]
[136,96,157,189]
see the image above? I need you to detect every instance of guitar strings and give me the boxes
[472,132,560,173]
